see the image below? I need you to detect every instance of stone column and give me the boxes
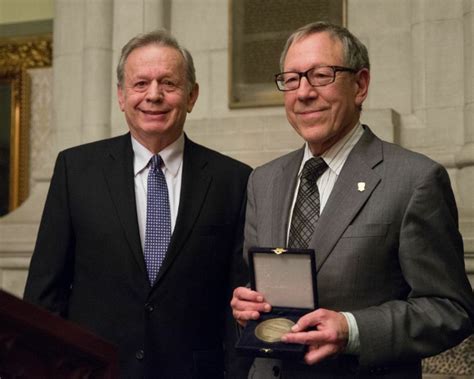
[410,0,474,276]
[459,0,474,288]
[410,0,464,167]
[53,0,113,151]
[456,0,474,213]
[82,0,114,144]
[110,0,170,137]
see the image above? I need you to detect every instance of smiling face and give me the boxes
[117,44,199,153]
[283,32,369,156]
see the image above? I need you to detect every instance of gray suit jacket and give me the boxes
[244,126,474,378]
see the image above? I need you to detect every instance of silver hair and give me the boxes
[279,21,370,72]
[116,29,196,91]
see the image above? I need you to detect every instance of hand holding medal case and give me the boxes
[235,247,318,360]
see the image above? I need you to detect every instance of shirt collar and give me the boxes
[131,133,185,177]
[299,122,363,176]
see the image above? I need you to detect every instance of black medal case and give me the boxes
[235,247,318,360]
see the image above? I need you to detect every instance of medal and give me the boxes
[254,318,295,343]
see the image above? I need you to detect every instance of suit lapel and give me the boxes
[102,134,146,275]
[153,137,212,285]
[311,127,383,271]
[271,149,304,246]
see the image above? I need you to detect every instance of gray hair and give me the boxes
[116,29,196,91]
[280,21,370,72]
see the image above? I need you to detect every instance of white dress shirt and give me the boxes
[287,122,364,355]
[132,133,184,250]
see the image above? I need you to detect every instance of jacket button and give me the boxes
[272,365,280,377]
[145,303,154,312]
[135,349,144,360]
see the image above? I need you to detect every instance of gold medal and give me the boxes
[255,318,295,343]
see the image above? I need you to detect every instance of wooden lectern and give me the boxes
[0,289,118,378]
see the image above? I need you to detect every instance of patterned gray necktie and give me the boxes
[288,157,328,248]
[143,155,171,284]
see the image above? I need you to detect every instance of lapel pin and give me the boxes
[272,248,287,255]
[357,182,366,192]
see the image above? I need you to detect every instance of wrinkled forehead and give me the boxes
[127,43,184,65]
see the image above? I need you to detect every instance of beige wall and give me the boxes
[0,0,53,24]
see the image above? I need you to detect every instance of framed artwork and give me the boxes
[0,34,52,216]
[229,0,346,108]
[0,68,29,216]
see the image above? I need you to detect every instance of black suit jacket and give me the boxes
[24,133,252,378]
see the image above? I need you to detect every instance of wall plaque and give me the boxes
[229,0,346,108]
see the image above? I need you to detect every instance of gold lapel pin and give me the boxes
[357,182,366,192]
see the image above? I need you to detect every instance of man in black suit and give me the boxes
[24,30,251,378]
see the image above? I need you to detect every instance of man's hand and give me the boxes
[281,308,349,365]
[231,287,271,327]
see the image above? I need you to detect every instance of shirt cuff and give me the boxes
[340,312,360,355]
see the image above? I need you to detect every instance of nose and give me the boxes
[296,76,318,102]
[146,81,163,102]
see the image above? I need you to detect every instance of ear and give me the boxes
[354,68,370,108]
[117,84,126,112]
[187,83,199,113]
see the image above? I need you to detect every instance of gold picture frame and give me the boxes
[228,0,347,109]
[0,34,52,216]
[0,68,30,215]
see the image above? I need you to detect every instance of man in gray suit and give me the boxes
[231,21,474,378]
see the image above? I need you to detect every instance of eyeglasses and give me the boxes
[274,65,358,91]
